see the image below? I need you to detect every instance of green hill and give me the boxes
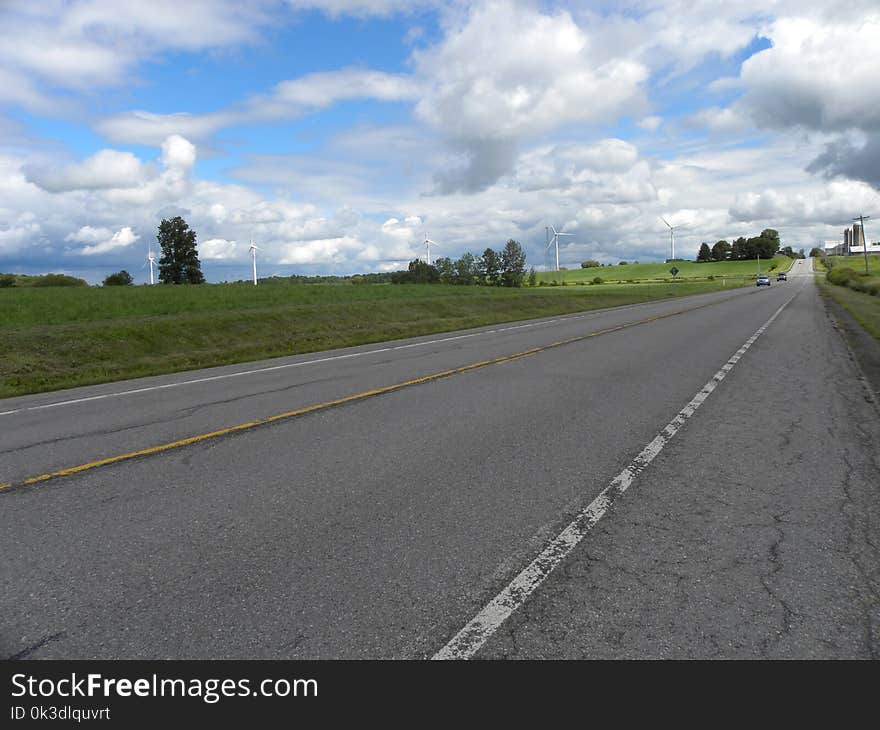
[536,256,793,284]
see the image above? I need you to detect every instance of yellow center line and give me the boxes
[0,297,727,492]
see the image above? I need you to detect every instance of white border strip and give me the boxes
[433,289,799,660]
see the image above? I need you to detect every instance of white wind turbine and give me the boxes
[145,246,156,285]
[423,233,440,265]
[660,217,689,262]
[546,225,574,272]
[249,239,259,286]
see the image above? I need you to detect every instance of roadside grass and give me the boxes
[1,279,747,397]
[827,254,880,276]
[825,254,880,298]
[536,256,792,284]
[817,278,880,342]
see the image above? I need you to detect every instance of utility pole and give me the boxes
[854,215,871,276]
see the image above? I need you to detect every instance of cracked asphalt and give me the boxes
[1,260,878,659]
[481,266,880,659]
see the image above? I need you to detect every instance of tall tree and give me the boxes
[500,239,527,287]
[730,237,749,260]
[477,247,502,286]
[696,242,712,262]
[711,240,731,261]
[453,252,477,285]
[434,256,455,284]
[157,216,204,284]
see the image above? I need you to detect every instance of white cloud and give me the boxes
[279,236,364,265]
[412,1,649,190]
[0,0,274,95]
[24,149,151,192]
[80,226,140,255]
[270,69,420,107]
[97,70,418,146]
[637,116,663,132]
[65,225,113,244]
[689,107,750,134]
[737,15,880,133]
[97,110,234,147]
[729,180,880,225]
[200,238,239,260]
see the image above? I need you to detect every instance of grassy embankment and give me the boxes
[536,256,793,284]
[826,254,880,276]
[819,254,880,343]
[1,278,748,398]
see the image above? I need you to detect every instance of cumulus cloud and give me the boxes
[697,11,880,189]
[279,236,364,265]
[515,140,656,204]
[808,133,880,188]
[729,180,880,225]
[24,149,151,192]
[688,106,750,134]
[413,1,648,191]
[0,0,273,95]
[199,238,239,260]
[65,225,114,244]
[79,226,140,255]
[736,16,880,134]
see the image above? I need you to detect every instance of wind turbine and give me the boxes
[144,246,156,285]
[423,233,440,265]
[660,217,688,262]
[249,239,259,286]
[546,225,574,272]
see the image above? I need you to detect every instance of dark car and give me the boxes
[777,272,787,281]
[756,274,771,286]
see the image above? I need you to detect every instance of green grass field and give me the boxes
[536,256,792,284]
[1,279,747,397]
[827,254,880,276]
[817,278,880,343]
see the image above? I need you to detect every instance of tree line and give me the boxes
[391,239,528,286]
[696,229,791,262]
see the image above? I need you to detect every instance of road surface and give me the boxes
[2,259,878,658]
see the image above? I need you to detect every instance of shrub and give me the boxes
[30,274,88,287]
[580,260,601,269]
[827,267,860,287]
[103,270,133,286]
[0,274,15,288]
[590,276,604,285]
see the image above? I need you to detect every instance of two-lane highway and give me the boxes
[2,258,877,658]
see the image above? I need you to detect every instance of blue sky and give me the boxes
[1,0,878,283]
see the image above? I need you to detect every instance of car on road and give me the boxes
[756,274,771,286]
[777,272,787,281]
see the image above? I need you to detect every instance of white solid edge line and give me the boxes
[0,291,749,417]
[432,284,801,660]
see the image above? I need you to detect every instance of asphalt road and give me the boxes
[2,259,878,658]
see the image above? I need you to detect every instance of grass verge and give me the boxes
[536,256,792,284]
[2,280,746,398]
[817,278,880,342]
